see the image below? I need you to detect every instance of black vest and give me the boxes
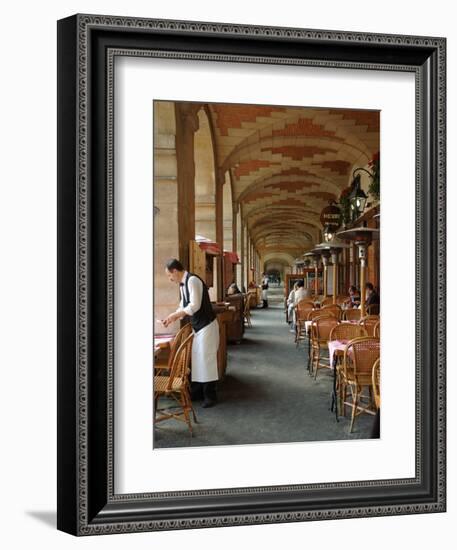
[182,273,216,333]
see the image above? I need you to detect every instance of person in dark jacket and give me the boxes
[162,259,219,408]
[365,282,380,314]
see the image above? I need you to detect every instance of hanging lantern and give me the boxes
[349,171,369,218]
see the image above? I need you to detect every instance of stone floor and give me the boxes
[154,285,377,448]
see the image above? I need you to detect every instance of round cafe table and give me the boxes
[328,339,351,421]
[153,335,174,360]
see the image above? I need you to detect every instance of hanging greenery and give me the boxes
[368,151,380,201]
[339,185,353,225]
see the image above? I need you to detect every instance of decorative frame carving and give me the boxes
[57,14,446,535]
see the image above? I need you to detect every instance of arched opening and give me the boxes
[154,100,381,448]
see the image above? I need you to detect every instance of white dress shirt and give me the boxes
[178,271,203,316]
[294,287,309,305]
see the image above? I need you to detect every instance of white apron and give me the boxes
[191,318,220,382]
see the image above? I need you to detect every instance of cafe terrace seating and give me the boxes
[321,303,342,320]
[343,308,362,321]
[243,295,253,327]
[366,303,380,315]
[154,332,196,434]
[320,297,334,307]
[310,315,339,379]
[372,357,381,410]
[294,300,314,345]
[329,322,367,343]
[296,306,323,348]
[336,295,348,305]
[374,320,380,338]
[154,323,192,374]
[340,336,380,433]
[328,323,368,409]
[358,315,380,337]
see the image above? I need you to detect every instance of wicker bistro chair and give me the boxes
[321,303,342,320]
[302,307,339,350]
[310,316,339,379]
[343,308,361,322]
[243,295,252,327]
[328,324,368,415]
[336,295,348,305]
[154,332,196,434]
[297,299,314,313]
[374,320,381,338]
[154,323,192,374]
[372,357,381,410]
[294,300,314,345]
[304,309,330,369]
[247,290,259,309]
[366,303,380,316]
[358,315,380,337]
[320,297,334,307]
[340,336,380,433]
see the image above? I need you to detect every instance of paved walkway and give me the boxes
[154,285,375,448]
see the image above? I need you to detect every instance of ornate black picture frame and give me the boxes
[57,14,446,535]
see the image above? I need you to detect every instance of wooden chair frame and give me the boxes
[343,308,362,321]
[154,323,192,374]
[321,303,342,320]
[374,320,381,338]
[340,336,380,433]
[310,316,339,379]
[294,301,314,345]
[372,357,381,410]
[358,315,380,337]
[243,295,252,327]
[154,333,196,434]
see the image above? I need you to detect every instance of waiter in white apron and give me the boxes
[162,259,220,408]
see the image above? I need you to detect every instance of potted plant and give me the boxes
[367,151,380,202]
[339,185,353,227]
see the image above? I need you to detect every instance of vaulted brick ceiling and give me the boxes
[208,104,379,260]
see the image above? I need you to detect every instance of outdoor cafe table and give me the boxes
[304,318,358,332]
[304,319,356,375]
[154,335,174,359]
[327,339,351,421]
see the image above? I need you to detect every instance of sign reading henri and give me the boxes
[320,201,342,232]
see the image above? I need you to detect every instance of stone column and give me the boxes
[215,168,224,300]
[175,102,200,270]
[331,250,338,304]
[246,234,250,287]
[240,222,245,291]
[154,101,180,334]
[232,201,237,254]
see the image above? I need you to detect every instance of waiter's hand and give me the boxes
[163,312,178,327]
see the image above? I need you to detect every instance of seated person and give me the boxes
[365,282,380,313]
[344,285,361,308]
[248,280,257,289]
[293,279,308,305]
[287,282,298,327]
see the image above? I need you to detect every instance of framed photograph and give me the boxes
[57,14,446,535]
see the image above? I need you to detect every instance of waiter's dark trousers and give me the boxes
[190,381,217,401]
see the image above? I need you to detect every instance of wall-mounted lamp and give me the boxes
[349,169,370,219]
[323,224,335,243]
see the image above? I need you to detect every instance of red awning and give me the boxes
[198,242,220,255]
[195,236,221,256]
[223,251,240,264]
